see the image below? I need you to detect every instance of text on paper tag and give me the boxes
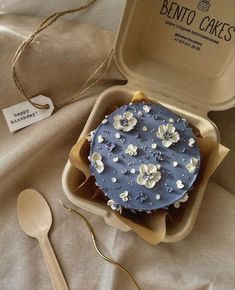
[2,95,54,132]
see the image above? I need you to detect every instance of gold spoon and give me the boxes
[17,189,69,290]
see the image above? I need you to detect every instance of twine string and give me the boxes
[11,0,113,110]
[61,203,141,290]
[56,48,113,109]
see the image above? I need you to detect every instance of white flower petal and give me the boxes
[159,125,166,133]
[191,158,199,166]
[122,125,133,132]
[137,174,146,185]
[167,123,175,134]
[92,152,102,161]
[162,139,173,148]
[123,111,133,120]
[95,160,103,166]
[114,114,122,122]
[128,117,137,126]
[153,171,161,182]
[147,164,157,173]
[139,164,148,174]
[172,132,180,142]
[145,179,156,189]
[186,163,196,173]
[113,121,123,130]
[156,131,164,139]
[96,163,104,173]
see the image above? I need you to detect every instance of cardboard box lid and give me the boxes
[114,0,235,112]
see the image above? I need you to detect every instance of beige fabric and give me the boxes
[0,14,234,290]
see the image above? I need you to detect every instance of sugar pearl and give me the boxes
[156,194,161,200]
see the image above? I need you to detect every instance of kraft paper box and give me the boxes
[62,0,234,244]
[62,90,229,244]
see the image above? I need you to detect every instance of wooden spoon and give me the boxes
[17,189,69,290]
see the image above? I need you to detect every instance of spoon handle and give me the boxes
[38,234,69,290]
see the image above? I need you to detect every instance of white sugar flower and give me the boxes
[188,138,195,147]
[186,158,199,173]
[87,130,95,142]
[97,135,104,143]
[107,199,122,213]
[176,180,184,189]
[120,191,129,202]
[137,164,161,189]
[174,194,189,208]
[156,123,180,148]
[86,135,92,142]
[115,132,121,139]
[90,152,104,173]
[113,111,137,132]
[143,105,151,113]
[125,144,138,156]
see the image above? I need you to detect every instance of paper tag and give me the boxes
[2,95,54,132]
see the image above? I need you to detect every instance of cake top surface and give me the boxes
[89,102,200,212]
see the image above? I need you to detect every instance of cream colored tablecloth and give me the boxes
[0,14,234,290]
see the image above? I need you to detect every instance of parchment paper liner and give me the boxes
[69,92,229,244]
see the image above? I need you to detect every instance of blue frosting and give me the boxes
[89,102,200,212]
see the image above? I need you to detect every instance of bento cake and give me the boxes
[89,102,200,213]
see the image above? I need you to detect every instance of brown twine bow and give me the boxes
[11,0,113,110]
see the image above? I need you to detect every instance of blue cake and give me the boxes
[89,102,200,213]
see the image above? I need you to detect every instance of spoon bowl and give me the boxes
[17,189,68,290]
[17,189,52,238]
